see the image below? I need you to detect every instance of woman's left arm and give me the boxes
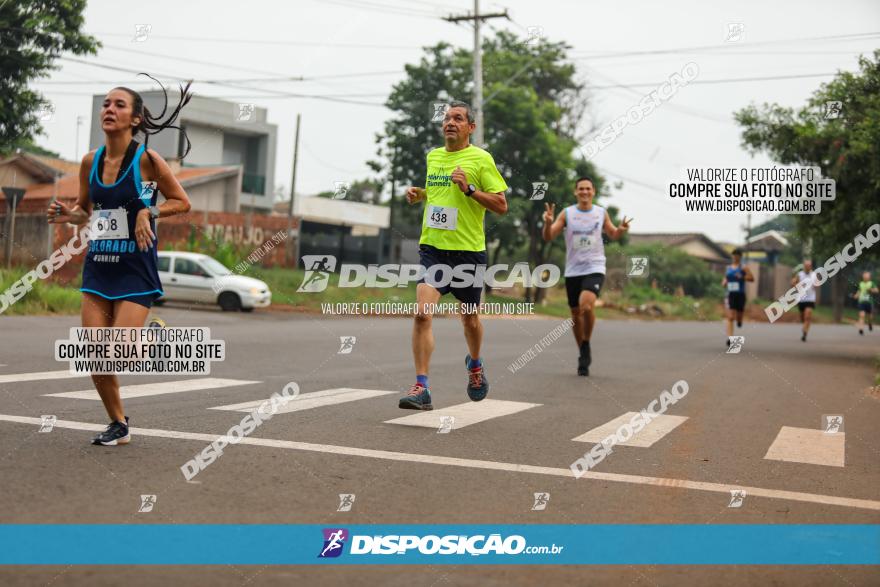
[135,149,192,251]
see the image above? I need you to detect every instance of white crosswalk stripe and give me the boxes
[209,388,395,414]
[44,378,259,400]
[385,399,541,431]
[764,426,845,467]
[572,412,688,447]
[0,370,84,384]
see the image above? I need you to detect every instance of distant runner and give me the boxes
[721,248,754,347]
[542,177,631,376]
[854,271,877,336]
[794,260,817,342]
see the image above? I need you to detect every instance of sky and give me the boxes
[31,0,880,244]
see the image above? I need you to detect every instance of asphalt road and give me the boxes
[1,305,878,586]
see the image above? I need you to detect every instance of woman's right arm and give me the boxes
[47,152,93,226]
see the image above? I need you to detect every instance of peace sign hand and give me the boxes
[619,216,633,232]
[543,202,556,224]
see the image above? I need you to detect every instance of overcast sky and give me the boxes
[32,0,880,243]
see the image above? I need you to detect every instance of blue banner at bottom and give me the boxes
[1,525,877,565]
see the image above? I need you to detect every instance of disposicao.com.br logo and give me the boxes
[297,255,560,292]
[318,528,563,558]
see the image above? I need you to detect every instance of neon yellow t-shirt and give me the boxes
[419,144,508,251]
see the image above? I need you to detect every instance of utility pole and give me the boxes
[286,113,301,267]
[444,0,508,147]
[389,145,399,263]
[744,213,752,252]
[75,116,84,161]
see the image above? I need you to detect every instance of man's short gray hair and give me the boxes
[446,100,475,123]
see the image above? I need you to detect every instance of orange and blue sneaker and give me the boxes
[399,383,433,410]
[465,355,489,401]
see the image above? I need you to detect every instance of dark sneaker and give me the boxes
[801,332,807,342]
[577,353,588,376]
[580,341,592,370]
[860,329,865,336]
[465,355,489,401]
[736,320,743,328]
[399,384,432,410]
[92,416,130,446]
[577,343,589,376]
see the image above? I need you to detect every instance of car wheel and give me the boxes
[218,292,242,312]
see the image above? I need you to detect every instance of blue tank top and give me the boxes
[80,143,164,300]
[725,265,746,295]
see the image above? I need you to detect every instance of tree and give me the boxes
[371,32,612,302]
[736,51,880,320]
[1,0,99,154]
[315,178,383,204]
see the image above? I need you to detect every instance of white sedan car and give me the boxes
[156,251,271,312]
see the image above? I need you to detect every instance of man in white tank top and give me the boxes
[793,258,818,342]
[542,177,631,376]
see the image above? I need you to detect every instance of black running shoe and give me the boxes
[398,384,433,410]
[92,417,130,446]
[801,332,807,342]
[577,353,588,376]
[870,323,874,332]
[860,329,865,336]
[578,342,591,376]
[581,341,591,369]
[737,320,743,328]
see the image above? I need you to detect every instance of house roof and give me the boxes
[747,229,790,250]
[2,165,240,202]
[628,232,730,262]
[27,153,81,176]
[0,152,63,183]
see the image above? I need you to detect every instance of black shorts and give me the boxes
[798,301,816,311]
[565,273,605,308]
[858,301,873,313]
[727,292,746,312]
[418,244,487,307]
[82,291,156,309]
[118,293,157,309]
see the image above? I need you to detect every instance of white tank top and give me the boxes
[797,270,817,302]
[564,204,606,277]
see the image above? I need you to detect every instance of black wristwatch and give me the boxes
[465,184,476,197]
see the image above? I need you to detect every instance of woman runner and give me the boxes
[47,75,193,445]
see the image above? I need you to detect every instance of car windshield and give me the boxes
[200,257,232,276]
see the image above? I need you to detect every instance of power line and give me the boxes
[570,31,880,60]
[318,0,440,18]
[51,43,404,85]
[87,31,423,49]
[57,57,388,106]
[584,71,838,89]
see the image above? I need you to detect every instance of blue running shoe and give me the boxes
[399,384,433,410]
[92,416,130,446]
[465,355,489,401]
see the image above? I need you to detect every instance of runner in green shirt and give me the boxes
[854,271,877,335]
[399,101,508,410]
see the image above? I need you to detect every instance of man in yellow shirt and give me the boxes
[399,101,508,410]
